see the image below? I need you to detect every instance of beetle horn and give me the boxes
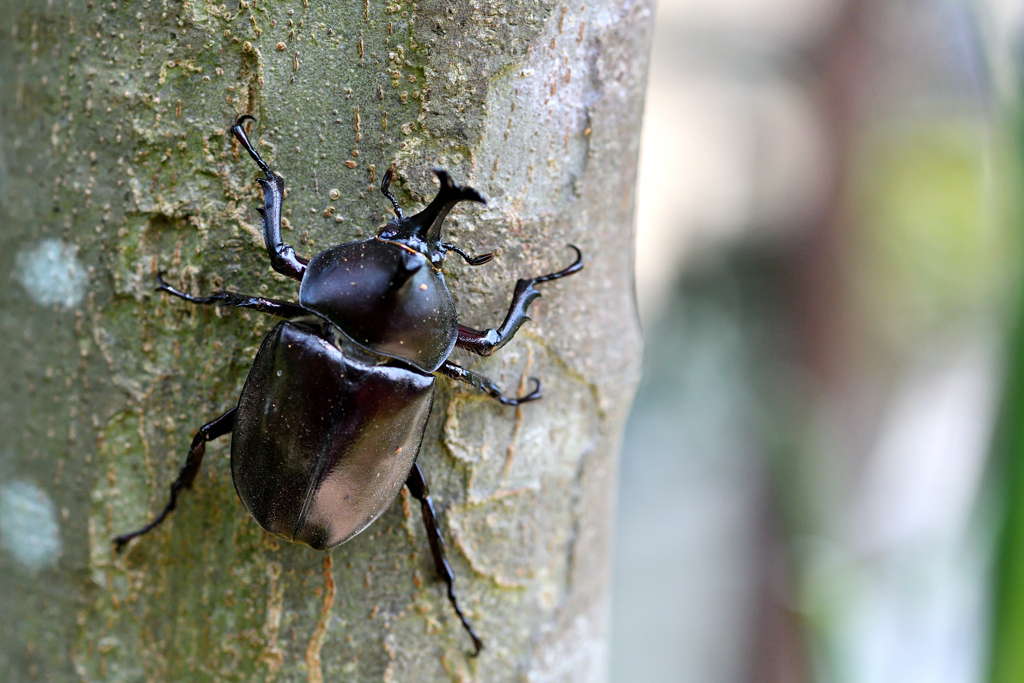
[411,169,486,245]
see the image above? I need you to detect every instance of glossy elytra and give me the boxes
[113,115,583,655]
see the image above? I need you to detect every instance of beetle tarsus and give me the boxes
[442,243,494,266]
[406,463,484,656]
[455,245,584,356]
[536,244,583,282]
[156,272,307,320]
[114,408,237,552]
[231,115,273,179]
[438,360,541,405]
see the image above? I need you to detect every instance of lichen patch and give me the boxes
[0,479,62,571]
[15,238,89,309]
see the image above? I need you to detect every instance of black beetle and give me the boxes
[113,115,582,655]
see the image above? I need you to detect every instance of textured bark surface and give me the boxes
[0,0,649,680]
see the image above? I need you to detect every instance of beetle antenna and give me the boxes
[380,167,405,219]
[442,243,493,266]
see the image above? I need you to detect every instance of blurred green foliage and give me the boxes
[987,110,1024,683]
[855,124,1022,351]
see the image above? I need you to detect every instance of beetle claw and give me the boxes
[534,244,584,283]
[231,115,276,181]
[520,377,542,403]
[500,378,541,405]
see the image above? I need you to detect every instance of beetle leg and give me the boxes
[113,408,237,552]
[441,242,494,266]
[157,272,307,320]
[437,360,541,405]
[455,245,583,356]
[405,463,484,656]
[231,115,308,281]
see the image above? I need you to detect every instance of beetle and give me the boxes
[113,115,583,655]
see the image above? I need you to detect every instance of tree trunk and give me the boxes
[0,0,649,680]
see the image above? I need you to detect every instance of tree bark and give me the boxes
[0,0,649,680]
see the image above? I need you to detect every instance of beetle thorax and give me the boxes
[298,238,458,373]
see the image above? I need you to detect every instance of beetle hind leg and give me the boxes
[406,463,484,656]
[113,408,237,552]
[437,360,541,405]
[456,245,583,356]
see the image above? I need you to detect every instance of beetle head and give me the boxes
[376,169,485,267]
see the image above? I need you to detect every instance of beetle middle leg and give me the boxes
[456,245,583,356]
[405,463,484,655]
[113,408,237,552]
[157,272,307,320]
[232,115,308,282]
[437,360,541,405]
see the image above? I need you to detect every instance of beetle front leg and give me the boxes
[437,360,541,405]
[456,245,583,356]
[113,408,237,552]
[157,272,308,320]
[405,463,484,656]
[232,115,308,281]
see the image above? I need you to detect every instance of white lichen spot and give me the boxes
[0,480,61,570]
[16,238,88,309]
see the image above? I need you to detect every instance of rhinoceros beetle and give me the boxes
[113,115,582,655]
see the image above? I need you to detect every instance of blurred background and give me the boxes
[609,0,1024,681]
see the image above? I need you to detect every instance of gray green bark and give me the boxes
[0,0,649,680]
